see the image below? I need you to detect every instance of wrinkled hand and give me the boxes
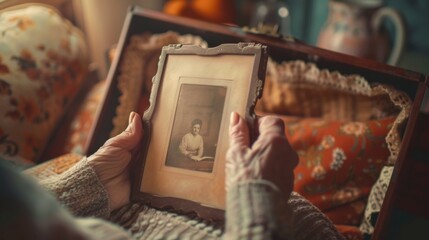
[87,112,143,211]
[226,112,299,198]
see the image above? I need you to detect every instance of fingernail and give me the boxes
[129,112,136,124]
[126,112,136,131]
[230,112,239,126]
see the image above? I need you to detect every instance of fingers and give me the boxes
[228,112,250,148]
[226,112,251,191]
[257,116,285,138]
[104,112,143,151]
[253,115,298,169]
[251,115,286,151]
[89,145,132,165]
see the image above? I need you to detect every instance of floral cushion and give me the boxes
[0,4,88,162]
[40,80,106,160]
[24,152,84,179]
[291,117,395,225]
[335,225,363,240]
[259,113,396,225]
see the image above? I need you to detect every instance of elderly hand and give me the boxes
[87,112,143,211]
[226,112,298,199]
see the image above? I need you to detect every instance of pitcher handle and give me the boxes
[372,7,405,65]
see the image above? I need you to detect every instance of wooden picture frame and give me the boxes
[132,43,268,220]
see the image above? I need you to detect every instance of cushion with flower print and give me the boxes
[0,5,88,163]
[40,80,106,161]
[257,112,396,226]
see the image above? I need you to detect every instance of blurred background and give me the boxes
[3,0,426,79]
[70,0,429,79]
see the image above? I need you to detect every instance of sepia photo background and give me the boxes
[165,83,226,173]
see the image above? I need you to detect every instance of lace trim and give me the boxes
[266,60,412,165]
[359,166,394,235]
[110,32,207,137]
[371,85,411,165]
[267,59,372,95]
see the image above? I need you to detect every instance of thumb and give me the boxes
[103,112,143,151]
[228,112,250,148]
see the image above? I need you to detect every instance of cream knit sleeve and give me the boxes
[288,192,346,240]
[224,180,345,240]
[39,157,110,219]
[225,180,292,240]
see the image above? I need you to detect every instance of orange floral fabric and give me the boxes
[335,225,363,240]
[287,116,394,225]
[24,153,83,179]
[41,80,106,160]
[258,112,395,226]
[0,5,87,162]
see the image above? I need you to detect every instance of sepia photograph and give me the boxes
[165,84,226,173]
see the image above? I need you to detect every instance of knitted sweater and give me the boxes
[39,158,344,240]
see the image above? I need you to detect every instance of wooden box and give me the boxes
[86,6,428,239]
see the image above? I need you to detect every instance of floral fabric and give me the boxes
[0,5,88,162]
[40,80,106,160]
[24,152,83,179]
[258,112,395,226]
[335,225,363,240]
[289,116,395,225]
